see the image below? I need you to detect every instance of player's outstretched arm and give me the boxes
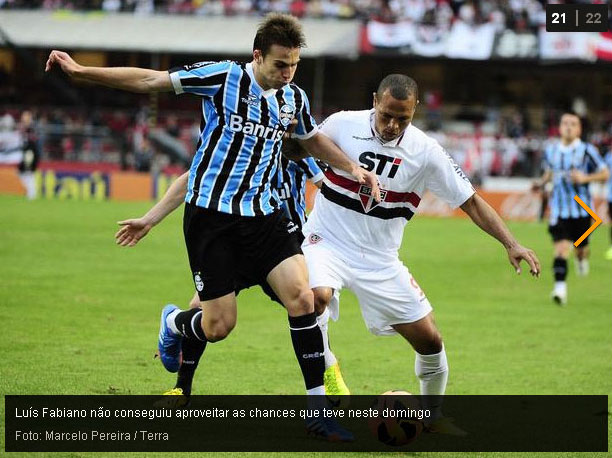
[569,166,609,185]
[531,170,552,191]
[115,172,189,247]
[299,133,381,201]
[460,193,541,277]
[45,50,172,93]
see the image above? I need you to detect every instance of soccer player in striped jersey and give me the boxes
[605,150,612,261]
[276,138,324,224]
[47,14,377,440]
[533,113,609,305]
[115,139,349,400]
[301,74,540,435]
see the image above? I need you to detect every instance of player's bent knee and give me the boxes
[313,288,332,315]
[201,315,236,342]
[416,332,443,355]
[285,288,314,316]
[204,323,234,342]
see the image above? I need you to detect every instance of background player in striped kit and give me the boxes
[604,149,612,260]
[533,113,609,305]
[46,14,377,439]
[115,138,350,400]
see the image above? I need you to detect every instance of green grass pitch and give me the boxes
[1,194,610,457]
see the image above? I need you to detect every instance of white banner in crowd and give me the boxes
[538,29,597,61]
[493,30,538,59]
[445,21,496,60]
[365,22,612,63]
[366,20,415,48]
[366,20,497,59]
[412,25,448,57]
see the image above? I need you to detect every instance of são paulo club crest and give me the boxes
[279,103,296,128]
[358,185,387,213]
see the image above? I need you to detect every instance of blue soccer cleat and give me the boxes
[157,304,182,373]
[305,416,354,442]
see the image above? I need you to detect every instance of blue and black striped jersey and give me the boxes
[275,156,323,227]
[169,61,318,216]
[543,139,606,224]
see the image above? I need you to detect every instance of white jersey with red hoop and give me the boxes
[303,109,475,267]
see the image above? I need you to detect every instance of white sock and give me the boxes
[316,307,338,369]
[415,345,448,422]
[166,309,181,335]
[306,386,325,396]
[554,281,567,293]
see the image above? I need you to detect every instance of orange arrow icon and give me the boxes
[573,195,602,247]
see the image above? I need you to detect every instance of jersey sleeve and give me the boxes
[425,143,475,208]
[317,111,343,143]
[292,87,318,140]
[605,150,612,170]
[584,143,606,173]
[168,61,231,98]
[298,156,324,183]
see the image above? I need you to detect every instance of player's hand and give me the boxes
[531,181,542,192]
[115,218,153,247]
[351,166,381,202]
[569,169,588,184]
[45,50,81,76]
[507,244,540,277]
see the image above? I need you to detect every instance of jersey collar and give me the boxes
[246,62,278,98]
[558,138,581,152]
[369,109,406,147]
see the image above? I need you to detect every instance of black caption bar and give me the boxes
[4,395,608,452]
[546,4,609,33]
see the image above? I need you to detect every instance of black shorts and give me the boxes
[548,217,592,245]
[184,204,303,301]
[608,202,612,221]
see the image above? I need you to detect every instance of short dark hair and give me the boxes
[253,14,306,56]
[560,111,581,122]
[377,74,418,101]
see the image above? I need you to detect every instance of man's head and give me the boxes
[559,112,582,143]
[252,14,306,90]
[373,74,419,142]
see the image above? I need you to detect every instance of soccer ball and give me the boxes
[368,390,424,446]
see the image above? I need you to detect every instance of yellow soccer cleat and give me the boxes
[424,416,467,436]
[324,363,350,396]
[325,363,351,408]
[605,247,612,260]
[153,387,190,408]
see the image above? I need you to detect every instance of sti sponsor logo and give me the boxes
[229,114,284,141]
[359,151,402,178]
[358,185,387,213]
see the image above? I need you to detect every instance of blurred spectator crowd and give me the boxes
[2,0,603,31]
[0,107,201,172]
[2,105,611,180]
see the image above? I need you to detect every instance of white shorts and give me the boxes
[302,238,433,336]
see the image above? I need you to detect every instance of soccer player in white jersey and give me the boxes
[532,113,609,304]
[301,74,541,434]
